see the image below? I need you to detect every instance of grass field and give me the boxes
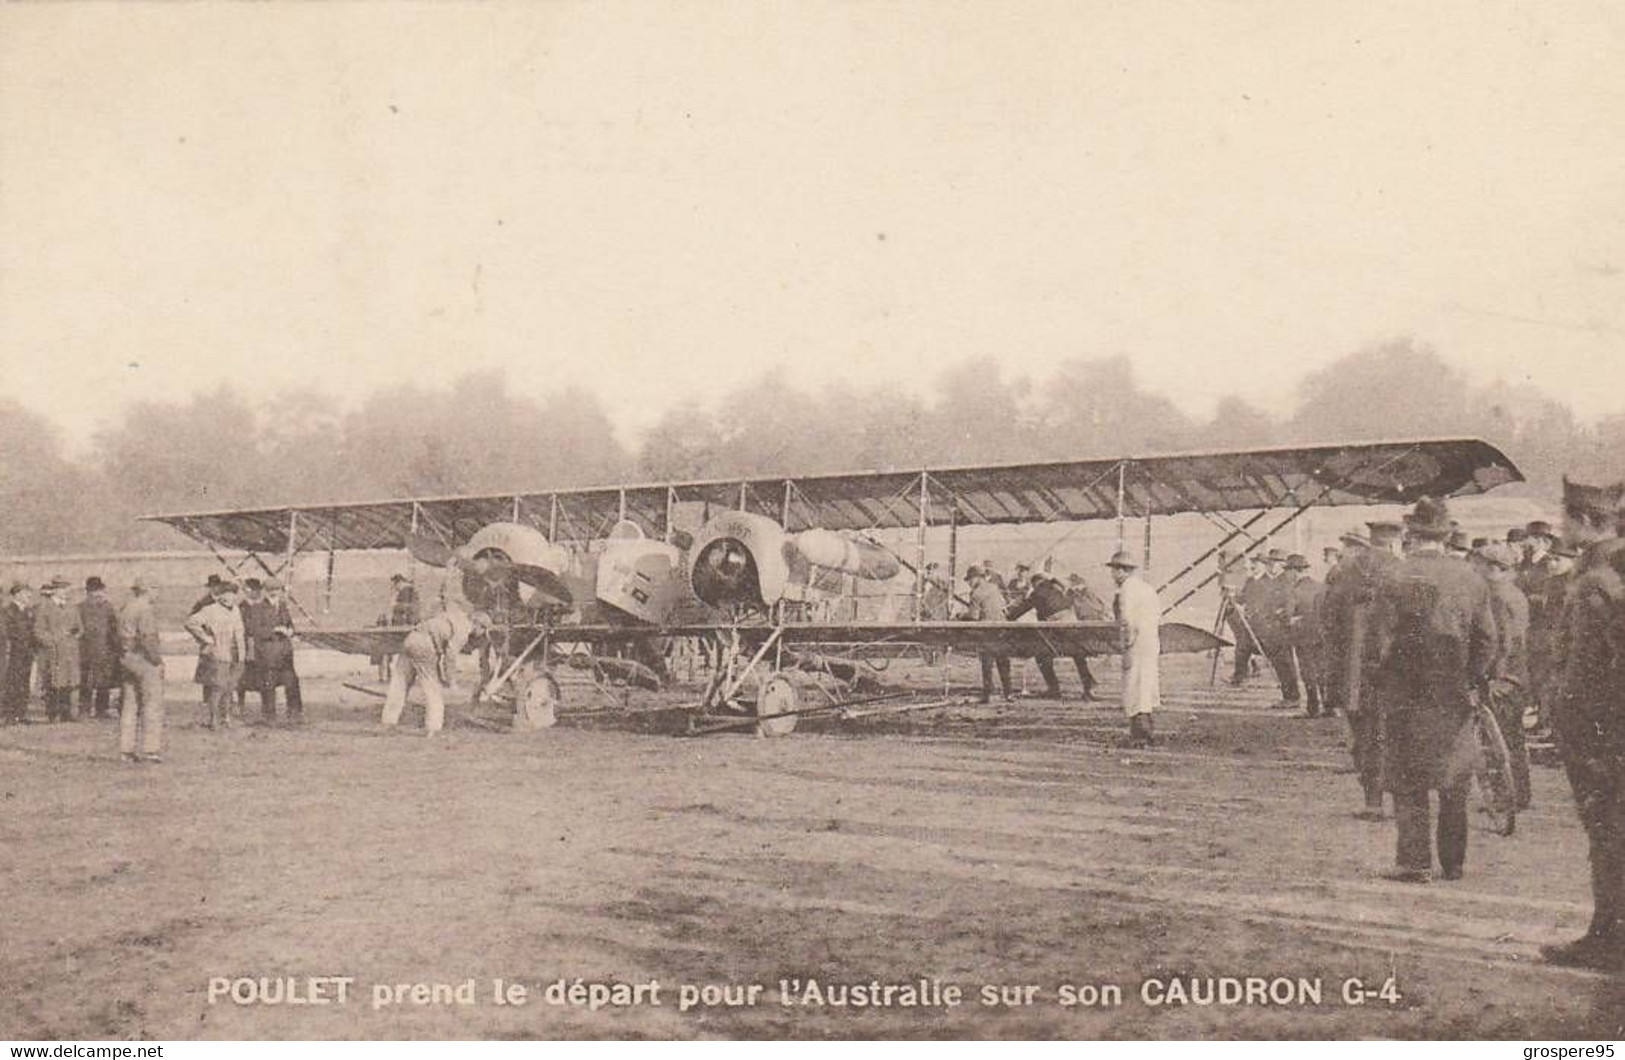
[0,652,1619,1040]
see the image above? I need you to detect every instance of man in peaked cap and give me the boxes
[1540,478,1625,969]
[1322,520,1407,815]
[1108,550,1160,747]
[1368,496,1497,883]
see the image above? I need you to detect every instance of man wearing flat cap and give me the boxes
[33,579,81,722]
[242,578,302,726]
[78,576,121,720]
[185,580,246,729]
[1109,550,1160,747]
[2,582,34,724]
[1367,497,1497,883]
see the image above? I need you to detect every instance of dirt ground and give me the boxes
[1,652,1621,1041]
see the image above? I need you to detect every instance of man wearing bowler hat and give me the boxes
[1108,550,1160,747]
[78,576,121,720]
[1368,497,1497,882]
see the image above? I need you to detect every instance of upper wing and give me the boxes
[147,438,1522,551]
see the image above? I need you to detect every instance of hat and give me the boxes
[1404,496,1454,539]
[1526,520,1555,540]
[1471,537,1489,550]
[391,573,409,584]
[215,580,240,595]
[43,579,68,593]
[966,566,985,581]
[1506,527,1528,543]
[1265,548,1286,563]
[1322,544,1341,557]
[1285,553,1309,571]
[1447,529,1471,553]
[9,580,30,595]
[85,576,105,592]
[1339,529,1370,549]
[1014,563,1031,572]
[1105,550,1138,570]
[206,574,224,588]
[263,578,283,591]
[244,577,263,591]
[130,575,149,592]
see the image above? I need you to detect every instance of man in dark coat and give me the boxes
[1254,549,1300,708]
[1325,522,1405,818]
[1285,554,1326,716]
[1369,497,1497,883]
[1217,550,1257,686]
[1,583,32,724]
[1478,543,1532,810]
[242,578,302,725]
[1007,572,1095,700]
[78,576,121,720]
[1540,480,1625,970]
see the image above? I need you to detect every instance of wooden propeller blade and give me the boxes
[404,530,457,568]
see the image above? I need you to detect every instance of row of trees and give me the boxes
[4,339,1622,554]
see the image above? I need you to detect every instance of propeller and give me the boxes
[404,531,574,609]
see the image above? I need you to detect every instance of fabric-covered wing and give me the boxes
[298,620,1225,659]
[765,621,1226,658]
[147,437,1521,550]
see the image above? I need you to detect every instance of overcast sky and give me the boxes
[3,1,1622,452]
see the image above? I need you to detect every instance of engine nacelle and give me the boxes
[462,522,571,610]
[689,511,791,610]
[687,511,902,610]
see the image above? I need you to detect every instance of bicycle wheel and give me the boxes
[1474,704,1517,836]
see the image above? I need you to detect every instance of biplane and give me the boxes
[147,437,1522,733]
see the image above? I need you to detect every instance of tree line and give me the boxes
[3,338,1621,554]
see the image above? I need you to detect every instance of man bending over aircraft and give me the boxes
[379,606,492,736]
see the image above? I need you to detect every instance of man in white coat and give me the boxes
[1109,550,1161,747]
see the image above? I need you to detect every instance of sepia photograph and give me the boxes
[2,0,1624,1044]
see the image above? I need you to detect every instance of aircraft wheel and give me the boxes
[514,672,561,731]
[755,674,799,738]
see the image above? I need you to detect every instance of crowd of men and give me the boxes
[1,574,166,762]
[1215,491,1624,971]
[958,550,1162,748]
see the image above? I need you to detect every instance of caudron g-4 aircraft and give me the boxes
[148,437,1522,734]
